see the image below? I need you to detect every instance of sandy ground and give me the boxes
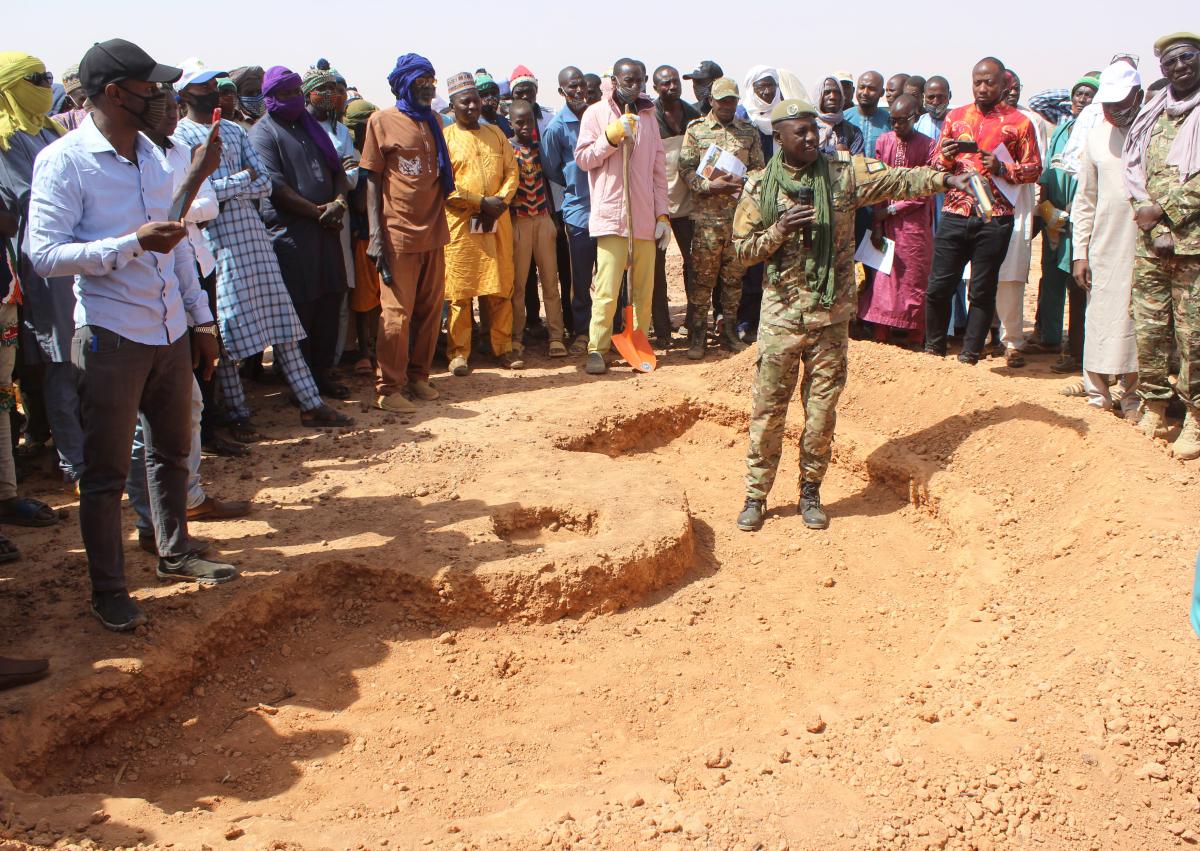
[2,249,1200,851]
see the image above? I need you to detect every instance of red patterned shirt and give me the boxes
[931,101,1042,218]
[510,140,550,217]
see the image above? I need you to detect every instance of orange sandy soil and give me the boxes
[2,254,1199,851]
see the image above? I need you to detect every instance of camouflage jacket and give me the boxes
[678,113,765,223]
[1138,110,1200,258]
[733,154,948,331]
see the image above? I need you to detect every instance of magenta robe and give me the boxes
[858,130,935,331]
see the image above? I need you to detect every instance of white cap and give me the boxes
[175,57,224,90]
[1095,61,1141,104]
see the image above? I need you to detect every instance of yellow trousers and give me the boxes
[589,235,654,354]
[447,296,512,360]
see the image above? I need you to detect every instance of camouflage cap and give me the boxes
[710,77,739,101]
[770,98,818,123]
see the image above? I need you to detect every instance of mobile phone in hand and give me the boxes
[956,139,979,154]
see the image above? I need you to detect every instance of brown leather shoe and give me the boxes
[1005,350,1026,368]
[0,656,49,691]
[186,497,252,521]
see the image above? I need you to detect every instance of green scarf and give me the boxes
[758,152,835,307]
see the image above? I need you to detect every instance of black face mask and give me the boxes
[118,85,168,130]
[926,103,949,120]
[188,90,221,115]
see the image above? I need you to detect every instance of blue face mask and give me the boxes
[239,94,265,117]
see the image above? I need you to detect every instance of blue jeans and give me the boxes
[44,361,85,482]
[566,224,596,339]
[127,376,205,537]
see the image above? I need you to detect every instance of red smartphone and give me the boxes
[211,107,222,125]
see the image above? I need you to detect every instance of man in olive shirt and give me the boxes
[1124,32,1200,458]
[732,99,969,533]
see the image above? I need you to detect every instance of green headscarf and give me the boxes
[344,99,377,131]
[758,151,836,307]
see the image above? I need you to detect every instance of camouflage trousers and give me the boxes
[690,217,744,320]
[1132,255,1200,409]
[745,320,849,500]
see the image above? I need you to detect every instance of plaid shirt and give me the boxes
[933,101,1042,218]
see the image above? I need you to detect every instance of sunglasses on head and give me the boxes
[24,71,53,86]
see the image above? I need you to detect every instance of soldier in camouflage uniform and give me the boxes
[1126,32,1200,460]
[678,77,764,358]
[733,99,968,532]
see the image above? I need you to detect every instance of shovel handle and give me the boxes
[621,105,634,268]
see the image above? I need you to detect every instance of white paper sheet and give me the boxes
[854,233,895,276]
[991,144,1019,206]
[698,143,747,180]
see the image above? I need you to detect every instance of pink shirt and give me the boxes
[574,94,668,240]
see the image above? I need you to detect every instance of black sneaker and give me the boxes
[799,481,830,530]
[91,591,148,632]
[585,352,608,375]
[737,497,766,532]
[157,553,238,585]
[957,352,979,366]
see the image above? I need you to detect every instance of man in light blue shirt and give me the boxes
[28,38,238,632]
[844,71,892,157]
[541,66,594,353]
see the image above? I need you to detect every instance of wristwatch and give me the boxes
[194,323,218,337]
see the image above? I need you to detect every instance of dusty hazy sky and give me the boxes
[9,2,1192,109]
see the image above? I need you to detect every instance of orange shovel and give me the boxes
[611,111,656,373]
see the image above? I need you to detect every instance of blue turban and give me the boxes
[387,53,453,196]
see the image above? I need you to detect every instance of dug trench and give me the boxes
[1,338,1199,849]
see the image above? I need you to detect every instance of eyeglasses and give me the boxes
[414,76,437,87]
[24,71,53,86]
[1110,52,1139,66]
[1162,50,1199,70]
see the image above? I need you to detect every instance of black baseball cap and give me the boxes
[684,61,724,81]
[79,38,182,98]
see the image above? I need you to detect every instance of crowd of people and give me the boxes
[0,33,1197,685]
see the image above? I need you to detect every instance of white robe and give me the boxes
[1071,121,1138,375]
[997,107,1048,283]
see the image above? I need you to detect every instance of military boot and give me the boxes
[1139,400,1169,441]
[721,318,749,353]
[687,315,707,361]
[1173,410,1200,461]
[799,481,829,530]
[737,497,765,532]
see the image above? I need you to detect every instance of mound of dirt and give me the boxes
[1,316,1198,849]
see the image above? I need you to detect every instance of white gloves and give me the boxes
[655,219,672,250]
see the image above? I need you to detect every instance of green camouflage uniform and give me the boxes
[1132,110,1200,409]
[734,153,947,498]
[678,113,765,319]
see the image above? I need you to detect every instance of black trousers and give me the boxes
[1067,272,1086,362]
[194,270,219,442]
[72,326,192,592]
[293,290,345,378]
[925,213,1014,358]
[653,217,695,340]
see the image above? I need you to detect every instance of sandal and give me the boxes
[354,358,374,377]
[0,497,58,528]
[300,405,355,428]
[0,534,19,564]
[227,418,262,443]
[549,341,568,358]
[1059,380,1086,398]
